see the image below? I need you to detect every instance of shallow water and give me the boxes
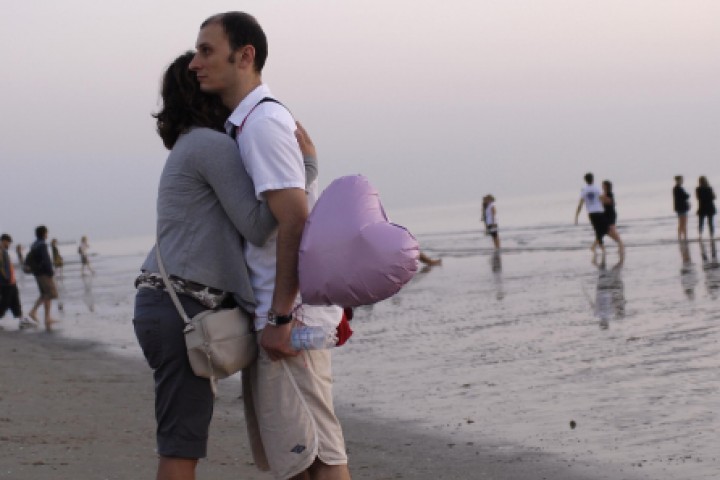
[334,225,719,479]
[5,197,719,479]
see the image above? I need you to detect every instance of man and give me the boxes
[575,172,608,254]
[27,226,58,330]
[0,234,37,329]
[673,175,690,241]
[189,12,351,480]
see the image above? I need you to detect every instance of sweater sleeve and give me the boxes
[194,133,277,247]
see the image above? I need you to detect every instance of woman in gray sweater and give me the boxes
[132,51,318,479]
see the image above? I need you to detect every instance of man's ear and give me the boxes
[237,45,256,70]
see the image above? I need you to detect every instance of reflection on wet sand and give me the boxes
[491,250,504,300]
[699,239,720,299]
[679,241,698,299]
[82,275,95,312]
[591,253,625,329]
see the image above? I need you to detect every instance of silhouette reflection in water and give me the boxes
[699,239,720,300]
[490,250,504,300]
[679,241,698,300]
[591,253,625,329]
[82,275,95,313]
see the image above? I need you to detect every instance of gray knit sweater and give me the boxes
[141,127,316,311]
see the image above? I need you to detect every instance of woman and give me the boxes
[696,176,716,238]
[132,52,318,480]
[597,180,624,254]
[51,238,63,277]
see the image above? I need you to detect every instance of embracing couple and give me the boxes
[132,12,351,480]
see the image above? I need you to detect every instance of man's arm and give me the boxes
[575,199,584,225]
[260,187,308,361]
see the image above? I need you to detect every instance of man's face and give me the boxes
[189,23,238,96]
[1,240,9,250]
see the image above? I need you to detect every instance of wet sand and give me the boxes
[2,219,718,479]
[1,331,642,480]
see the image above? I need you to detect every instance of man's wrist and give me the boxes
[267,309,293,326]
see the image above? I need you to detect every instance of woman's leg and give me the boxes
[699,214,706,237]
[608,225,624,252]
[678,215,688,241]
[709,215,715,237]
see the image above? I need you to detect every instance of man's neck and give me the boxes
[223,76,263,111]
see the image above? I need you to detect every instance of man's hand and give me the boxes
[262,187,308,361]
[260,323,298,361]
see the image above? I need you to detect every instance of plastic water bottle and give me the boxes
[291,326,336,350]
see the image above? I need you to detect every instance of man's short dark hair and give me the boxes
[35,225,47,240]
[1,234,11,243]
[584,173,594,184]
[202,12,268,72]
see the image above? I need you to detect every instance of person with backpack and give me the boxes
[0,234,37,329]
[27,225,59,330]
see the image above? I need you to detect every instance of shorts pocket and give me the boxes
[133,290,165,370]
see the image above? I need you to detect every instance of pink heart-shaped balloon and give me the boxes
[299,175,419,307]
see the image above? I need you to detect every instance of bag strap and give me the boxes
[229,97,285,138]
[154,241,194,330]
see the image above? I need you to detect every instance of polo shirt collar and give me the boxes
[225,83,273,134]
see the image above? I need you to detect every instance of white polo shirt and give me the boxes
[581,184,604,214]
[228,84,341,332]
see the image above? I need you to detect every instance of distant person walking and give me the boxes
[695,176,716,239]
[483,194,500,249]
[673,175,690,241]
[51,238,64,277]
[0,234,37,329]
[78,236,94,276]
[593,180,624,254]
[28,226,59,330]
[575,172,608,254]
[481,195,490,233]
[15,244,24,265]
[418,251,442,266]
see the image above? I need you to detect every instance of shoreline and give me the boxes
[0,330,647,480]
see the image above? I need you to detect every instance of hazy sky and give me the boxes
[2,0,719,242]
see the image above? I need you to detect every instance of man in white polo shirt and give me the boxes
[190,12,350,480]
[575,172,608,254]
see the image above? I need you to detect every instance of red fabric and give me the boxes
[335,311,354,346]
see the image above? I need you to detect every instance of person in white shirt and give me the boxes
[190,12,350,480]
[575,172,608,254]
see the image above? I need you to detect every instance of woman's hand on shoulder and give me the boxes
[295,121,316,160]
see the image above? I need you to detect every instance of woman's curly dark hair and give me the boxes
[153,51,231,149]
